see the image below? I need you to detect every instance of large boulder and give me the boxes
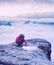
[27,38,51,61]
[0,38,53,65]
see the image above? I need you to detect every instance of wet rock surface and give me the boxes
[0,38,53,65]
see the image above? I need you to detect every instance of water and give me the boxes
[0,20,54,62]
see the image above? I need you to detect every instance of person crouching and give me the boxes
[15,34,27,47]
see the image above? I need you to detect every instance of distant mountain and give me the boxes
[33,21,54,25]
[0,20,12,26]
[24,20,54,25]
[24,20,31,24]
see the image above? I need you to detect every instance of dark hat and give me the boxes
[20,34,25,38]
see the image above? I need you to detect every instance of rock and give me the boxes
[27,38,51,61]
[0,38,53,65]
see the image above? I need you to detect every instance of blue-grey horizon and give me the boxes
[0,0,54,4]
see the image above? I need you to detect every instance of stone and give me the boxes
[0,38,53,65]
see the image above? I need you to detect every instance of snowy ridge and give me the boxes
[0,20,54,26]
[24,20,54,25]
[0,20,12,26]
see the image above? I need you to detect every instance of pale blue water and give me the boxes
[0,20,54,62]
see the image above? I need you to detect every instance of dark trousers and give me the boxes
[16,41,23,47]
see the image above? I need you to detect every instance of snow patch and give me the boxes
[22,46,38,51]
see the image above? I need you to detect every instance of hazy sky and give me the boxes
[0,0,54,18]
